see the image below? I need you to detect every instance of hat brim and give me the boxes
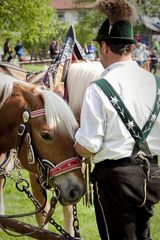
[93,36,136,45]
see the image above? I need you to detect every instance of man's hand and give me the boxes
[74,142,93,158]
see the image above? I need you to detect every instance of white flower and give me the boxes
[150,114,156,122]
[127,120,135,130]
[110,96,119,105]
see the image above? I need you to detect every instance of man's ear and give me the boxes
[101,41,108,54]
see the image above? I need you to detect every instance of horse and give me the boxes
[0,62,78,237]
[0,73,86,236]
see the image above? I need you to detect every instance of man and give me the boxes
[74,0,160,239]
[14,40,23,61]
[3,38,12,62]
[149,49,158,75]
[49,40,57,59]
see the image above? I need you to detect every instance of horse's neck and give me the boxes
[0,109,21,153]
[0,65,26,81]
[0,85,26,153]
[67,61,103,118]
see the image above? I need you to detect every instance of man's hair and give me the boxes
[107,43,135,55]
[98,41,135,55]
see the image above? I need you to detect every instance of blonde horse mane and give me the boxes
[67,61,104,115]
[0,73,78,139]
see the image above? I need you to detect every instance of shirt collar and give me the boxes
[101,60,138,77]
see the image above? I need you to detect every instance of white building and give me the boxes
[50,0,94,25]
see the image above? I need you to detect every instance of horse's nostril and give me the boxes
[69,187,79,201]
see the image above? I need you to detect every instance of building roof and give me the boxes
[50,0,94,10]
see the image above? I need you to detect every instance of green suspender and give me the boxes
[94,77,160,156]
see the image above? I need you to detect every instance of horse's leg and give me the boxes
[0,176,5,215]
[63,205,74,236]
[29,172,50,228]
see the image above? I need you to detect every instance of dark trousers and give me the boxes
[91,156,160,240]
[150,64,157,74]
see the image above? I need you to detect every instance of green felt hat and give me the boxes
[94,18,136,45]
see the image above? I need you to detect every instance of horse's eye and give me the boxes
[41,132,52,140]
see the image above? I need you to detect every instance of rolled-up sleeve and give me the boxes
[75,84,106,153]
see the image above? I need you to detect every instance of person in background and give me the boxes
[153,38,160,55]
[74,0,160,239]
[87,41,96,60]
[150,49,158,74]
[49,40,57,59]
[132,42,144,66]
[3,38,12,62]
[14,40,23,61]
[83,43,89,55]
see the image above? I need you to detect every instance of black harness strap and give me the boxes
[94,76,160,157]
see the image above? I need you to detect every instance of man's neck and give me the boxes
[107,54,133,67]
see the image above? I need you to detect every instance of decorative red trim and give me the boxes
[30,109,45,118]
[49,157,81,177]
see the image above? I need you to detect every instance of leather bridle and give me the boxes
[16,108,82,190]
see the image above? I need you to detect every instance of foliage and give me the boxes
[73,0,160,45]
[74,9,105,47]
[0,0,68,59]
[135,0,160,17]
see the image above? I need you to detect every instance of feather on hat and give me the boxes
[94,0,136,44]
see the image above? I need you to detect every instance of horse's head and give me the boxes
[0,74,86,205]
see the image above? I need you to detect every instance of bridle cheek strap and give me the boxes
[49,157,82,178]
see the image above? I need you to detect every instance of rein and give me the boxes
[17,108,82,189]
[0,62,27,73]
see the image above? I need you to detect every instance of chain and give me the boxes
[16,183,75,240]
[0,151,79,239]
[73,204,82,239]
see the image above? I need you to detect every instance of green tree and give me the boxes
[0,0,67,58]
[75,9,105,45]
[74,0,160,47]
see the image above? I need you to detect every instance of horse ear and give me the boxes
[17,84,43,109]
[12,83,23,97]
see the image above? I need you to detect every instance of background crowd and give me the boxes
[132,38,160,74]
[0,36,159,75]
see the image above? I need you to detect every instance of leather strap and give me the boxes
[49,157,81,177]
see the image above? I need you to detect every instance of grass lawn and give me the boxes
[0,169,160,240]
[0,169,100,240]
[22,64,48,73]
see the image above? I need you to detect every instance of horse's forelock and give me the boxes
[39,89,78,139]
[0,73,37,109]
[0,74,16,108]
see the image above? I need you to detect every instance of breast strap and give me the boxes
[94,76,160,157]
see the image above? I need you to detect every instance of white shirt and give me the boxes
[75,60,160,163]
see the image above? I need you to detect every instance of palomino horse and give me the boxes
[0,62,77,236]
[0,62,78,236]
[0,73,86,236]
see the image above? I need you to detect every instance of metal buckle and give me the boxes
[18,124,26,136]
